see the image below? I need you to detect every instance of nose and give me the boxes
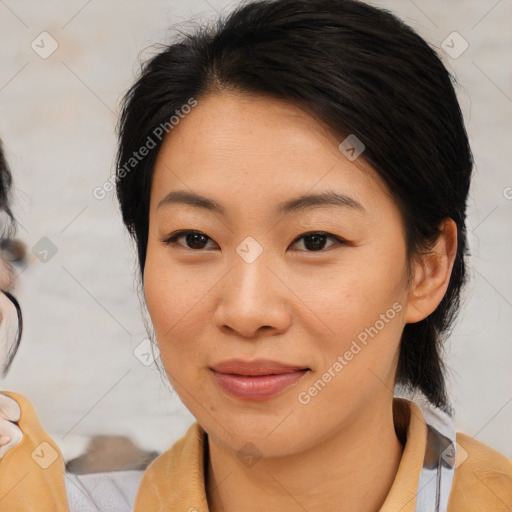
[213,244,292,339]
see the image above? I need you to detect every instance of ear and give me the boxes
[405,218,458,324]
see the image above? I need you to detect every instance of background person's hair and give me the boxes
[0,140,23,377]
[0,141,16,243]
[115,0,473,413]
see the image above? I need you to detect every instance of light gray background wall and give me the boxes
[1,0,511,459]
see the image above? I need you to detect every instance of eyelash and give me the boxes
[160,230,346,253]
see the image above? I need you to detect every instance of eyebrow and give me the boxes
[157,189,365,215]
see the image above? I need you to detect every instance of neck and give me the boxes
[206,396,405,512]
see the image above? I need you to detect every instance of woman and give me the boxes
[1,0,511,510]
[0,138,25,459]
[0,139,24,380]
[0,141,72,511]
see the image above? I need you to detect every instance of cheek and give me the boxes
[144,241,226,388]
[296,247,408,387]
[293,279,405,425]
[143,245,214,368]
[144,242,197,329]
[289,250,408,339]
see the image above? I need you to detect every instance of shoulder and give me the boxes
[0,391,69,511]
[448,432,512,511]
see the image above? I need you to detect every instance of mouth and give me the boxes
[209,359,311,401]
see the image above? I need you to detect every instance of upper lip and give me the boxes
[210,359,309,376]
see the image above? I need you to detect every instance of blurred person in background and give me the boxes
[0,140,154,510]
[0,139,24,378]
[0,140,26,465]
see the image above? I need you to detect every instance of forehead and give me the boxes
[150,91,393,218]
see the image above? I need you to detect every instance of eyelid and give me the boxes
[288,231,345,250]
[160,230,347,252]
[160,230,218,248]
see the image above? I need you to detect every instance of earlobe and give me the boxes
[405,218,458,324]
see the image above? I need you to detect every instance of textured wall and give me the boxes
[1,0,511,459]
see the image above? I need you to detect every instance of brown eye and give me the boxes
[162,230,217,250]
[161,230,344,253]
[289,232,344,252]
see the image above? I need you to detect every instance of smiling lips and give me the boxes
[210,359,310,401]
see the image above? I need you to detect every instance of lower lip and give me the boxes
[211,369,309,401]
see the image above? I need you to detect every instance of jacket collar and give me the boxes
[134,397,457,512]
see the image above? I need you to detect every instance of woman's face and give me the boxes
[144,91,413,457]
